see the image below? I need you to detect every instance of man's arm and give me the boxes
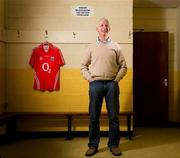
[114,50,127,82]
[80,48,93,82]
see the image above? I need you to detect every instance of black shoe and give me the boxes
[110,146,122,156]
[85,147,98,156]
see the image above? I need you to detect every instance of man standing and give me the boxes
[81,18,127,156]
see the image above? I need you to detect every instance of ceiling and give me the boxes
[134,0,180,8]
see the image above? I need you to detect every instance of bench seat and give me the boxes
[0,111,134,140]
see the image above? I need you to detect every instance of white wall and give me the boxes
[4,0,133,131]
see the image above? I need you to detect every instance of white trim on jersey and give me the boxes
[54,70,59,90]
[35,72,40,90]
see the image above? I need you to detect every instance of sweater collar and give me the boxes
[97,37,111,44]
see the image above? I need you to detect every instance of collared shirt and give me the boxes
[96,37,111,44]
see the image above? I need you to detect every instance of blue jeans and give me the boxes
[88,80,120,148]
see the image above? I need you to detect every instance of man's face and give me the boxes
[96,19,110,37]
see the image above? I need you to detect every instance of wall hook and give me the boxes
[128,31,133,39]
[17,30,20,38]
[73,32,76,38]
[45,30,48,39]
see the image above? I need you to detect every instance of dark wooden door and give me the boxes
[133,32,168,126]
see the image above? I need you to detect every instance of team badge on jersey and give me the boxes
[50,56,55,62]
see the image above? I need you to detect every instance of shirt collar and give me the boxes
[97,37,111,44]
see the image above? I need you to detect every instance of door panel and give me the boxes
[133,32,168,126]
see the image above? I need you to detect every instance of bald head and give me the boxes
[97,18,110,29]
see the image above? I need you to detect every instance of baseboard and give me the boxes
[134,121,180,128]
[167,121,180,127]
[0,130,133,145]
[15,130,132,138]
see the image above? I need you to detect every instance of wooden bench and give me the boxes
[66,112,134,140]
[1,111,134,140]
[0,113,17,140]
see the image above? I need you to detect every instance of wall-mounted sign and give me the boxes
[71,6,94,17]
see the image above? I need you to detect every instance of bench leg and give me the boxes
[127,114,132,140]
[66,115,72,140]
[6,116,17,141]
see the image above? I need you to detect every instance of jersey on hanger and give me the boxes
[29,43,65,91]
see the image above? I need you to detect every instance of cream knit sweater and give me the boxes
[81,40,127,82]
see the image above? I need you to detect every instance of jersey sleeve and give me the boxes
[29,49,35,67]
[58,49,65,66]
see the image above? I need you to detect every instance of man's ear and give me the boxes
[108,27,111,32]
[96,26,98,32]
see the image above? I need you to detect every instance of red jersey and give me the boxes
[29,43,65,91]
